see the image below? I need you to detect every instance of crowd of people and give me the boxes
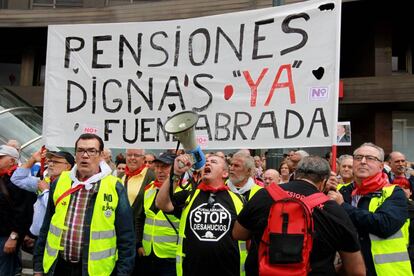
[1,134,414,275]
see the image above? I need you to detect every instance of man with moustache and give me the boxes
[387,151,414,199]
[228,151,263,201]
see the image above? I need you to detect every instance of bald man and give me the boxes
[263,169,280,187]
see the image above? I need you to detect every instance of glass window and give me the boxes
[106,0,135,6]
[393,112,414,161]
[0,89,31,110]
[0,88,57,162]
[32,0,82,7]
[55,0,82,6]
[32,0,54,5]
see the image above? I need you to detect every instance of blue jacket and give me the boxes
[11,167,49,236]
[339,183,408,276]
[33,177,135,276]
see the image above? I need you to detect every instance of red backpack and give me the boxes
[258,184,329,276]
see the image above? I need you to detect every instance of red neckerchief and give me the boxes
[352,172,390,196]
[153,180,163,189]
[392,176,411,190]
[197,182,229,193]
[0,165,17,177]
[254,178,265,188]
[125,165,146,178]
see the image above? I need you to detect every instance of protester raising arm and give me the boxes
[155,154,192,213]
[10,149,42,193]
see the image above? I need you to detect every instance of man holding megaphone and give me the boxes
[156,154,247,276]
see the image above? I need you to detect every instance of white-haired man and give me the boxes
[228,150,263,201]
[329,143,411,275]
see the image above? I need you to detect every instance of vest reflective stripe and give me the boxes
[229,191,247,276]
[176,189,247,276]
[45,241,58,257]
[145,217,179,229]
[91,229,116,240]
[142,182,181,259]
[88,176,119,275]
[43,172,119,275]
[90,247,117,261]
[48,224,62,237]
[143,233,178,243]
[247,184,262,201]
[368,185,411,276]
[370,230,403,241]
[374,252,411,264]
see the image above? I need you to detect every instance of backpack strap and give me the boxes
[266,184,290,201]
[302,192,329,209]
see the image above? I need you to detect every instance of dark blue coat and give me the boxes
[33,177,135,276]
[339,183,408,276]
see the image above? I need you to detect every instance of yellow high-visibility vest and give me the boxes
[336,182,352,191]
[142,182,182,258]
[176,189,247,276]
[247,183,262,201]
[368,185,411,276]
[43,171,119,275]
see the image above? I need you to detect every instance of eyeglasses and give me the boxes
[145,160,154,164]
[126,153,144,158]
[353,154,382,162]
[75,148,100,157]
[47,160,68,166]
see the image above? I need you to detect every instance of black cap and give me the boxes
[153,152,176,165]
[46,151,75,168]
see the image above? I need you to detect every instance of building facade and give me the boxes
[0,0,413,160]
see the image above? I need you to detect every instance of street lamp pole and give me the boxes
[266,0,285,170]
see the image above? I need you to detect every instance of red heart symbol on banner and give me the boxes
[224,85,234,100]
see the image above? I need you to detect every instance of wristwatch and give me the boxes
[9,232,18,240]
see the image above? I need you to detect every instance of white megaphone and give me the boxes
[164,111,206,170]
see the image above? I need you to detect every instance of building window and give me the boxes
[105,0,139,6]
[0,0,7,9]
[32,0,82,7]
[393,112,414,161]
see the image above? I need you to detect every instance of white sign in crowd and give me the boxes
[43,0,341,149]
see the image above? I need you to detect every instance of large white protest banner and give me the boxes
[43,0,341,149]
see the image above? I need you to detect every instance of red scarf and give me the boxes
[392,176,411,190]
[352,172,390,196]
[153,180,163,189]
[254,178,265,188]
[125,165,146,178]
[197,182,229,193]
[0,165,17,177]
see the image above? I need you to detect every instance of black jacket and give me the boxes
[0,170,36,238]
